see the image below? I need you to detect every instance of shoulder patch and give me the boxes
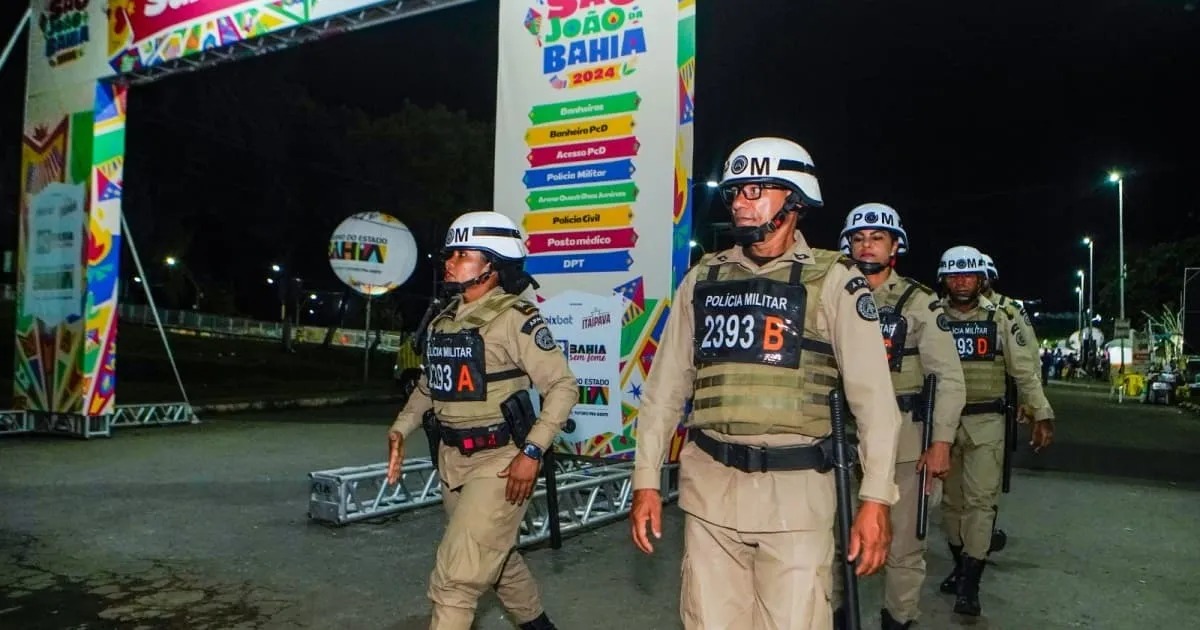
[534,326,558,351]
[844,276,870,295]
[1013,323,1028,346]
[856,293,879,321]
[936,313,951,331]
[512,300,538,316]
[520,314,545,335]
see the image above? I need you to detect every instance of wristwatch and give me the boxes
[522,442,544,461]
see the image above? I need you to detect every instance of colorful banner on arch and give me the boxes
[18,0,398,416]
[494,0,696,460]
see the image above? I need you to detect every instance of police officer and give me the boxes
[386,211,576,630]
[935,245,1055,617]
[628,137,903,630]
[831,204,967,629]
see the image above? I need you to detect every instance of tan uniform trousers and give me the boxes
[428,474,542,629]
[681,514,835,630]
[941,418,1004,560]
[831,461,929,623]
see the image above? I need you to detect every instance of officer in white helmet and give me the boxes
[934,245,1055,618]
[387,210,576,630]
[829,204,966,629]
[630,137,903,629]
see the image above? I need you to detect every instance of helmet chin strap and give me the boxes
[853,251,896,277]
[854,261,887,276]
[731,207,792,247]
[441,264,494,296]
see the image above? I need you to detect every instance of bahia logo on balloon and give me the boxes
[328,212,418,296]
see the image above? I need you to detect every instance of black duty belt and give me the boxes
[962,399,1005,416]
[690,429,829,473]
[439,421,511,456]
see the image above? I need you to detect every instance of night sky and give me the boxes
[2,0,1198,318]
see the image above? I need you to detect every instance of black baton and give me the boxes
[917,374,937,541]
[543,447,562,549]
[828,387,861,630]
[1002,376,1017,493]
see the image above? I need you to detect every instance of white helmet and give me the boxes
[838,203,909,255]
[442,211,526,261]
[981,254,998,280]
[719,137,823,207]
[937,245,988,279]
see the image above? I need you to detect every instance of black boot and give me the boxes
[939,543,963,594]
[954,555,986,617]
[833,607,846,630]
[880,608,913,629]
[519,612,557,630]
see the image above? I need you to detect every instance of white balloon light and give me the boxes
[327,212,418,295]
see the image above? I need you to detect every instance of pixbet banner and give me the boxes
[494,0,696,459]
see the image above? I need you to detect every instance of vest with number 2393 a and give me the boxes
[424,292,529,420]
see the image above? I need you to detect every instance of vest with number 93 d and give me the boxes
[948,308,1007,403]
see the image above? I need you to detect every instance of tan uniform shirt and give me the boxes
[987,290,1041,365]
[872,274,966,462]
[633,231,902,521]
[941,295,1054,444]
[389,287,578,487]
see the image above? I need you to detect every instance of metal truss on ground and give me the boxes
[0,402,195,438]
[110,403,196,428]
[307,456,681,549]
[308,457,444,525]
[122,0,480,86]
[0,409,32,436]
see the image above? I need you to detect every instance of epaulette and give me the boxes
[511,300,539,316]
[904,278,937,297]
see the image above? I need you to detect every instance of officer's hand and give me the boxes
[1031,419,1055,453]
[630,489,662,554]
[848,500,891,576]
[386,432,404,485]
[916,441,952,493]
[498,452,539,504]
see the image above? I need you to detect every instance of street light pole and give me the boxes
[1109,172,1126,321]
[1076,270,1085,342]
[1184,267,1200,354]
[1082,237,1095,321]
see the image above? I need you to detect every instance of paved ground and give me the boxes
[2,383,1199,629]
